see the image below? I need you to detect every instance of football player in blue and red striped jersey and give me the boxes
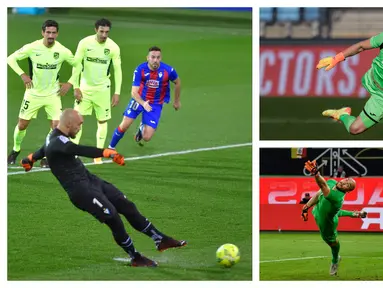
[108,46,181,148]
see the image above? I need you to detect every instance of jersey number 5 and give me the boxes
[23,100,30,110]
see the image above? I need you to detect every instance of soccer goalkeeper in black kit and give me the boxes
[20,108,186,267]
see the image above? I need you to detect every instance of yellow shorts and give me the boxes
[18,91,62,121]
[74,85,111,121]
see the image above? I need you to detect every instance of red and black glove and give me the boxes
[20,153,36,172]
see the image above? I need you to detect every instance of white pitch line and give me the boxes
[7,142,252,176]
[260,256,327,263]
[113,257,132,263]
[260,255,383,263]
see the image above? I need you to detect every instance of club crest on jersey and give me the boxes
[104,48,110,55]
[146,79,160,88]
[159,72,163,78]
[53,52,59,59]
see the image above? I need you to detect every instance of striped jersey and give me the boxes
[132,62,178,105]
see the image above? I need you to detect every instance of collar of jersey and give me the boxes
[40,38,56,49]
[94,34,107,45]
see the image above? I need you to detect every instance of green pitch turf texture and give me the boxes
[260,232,383,280]
[260,98,382,140]
[7,9,252,280]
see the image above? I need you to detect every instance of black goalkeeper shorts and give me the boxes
[67,174,128,223]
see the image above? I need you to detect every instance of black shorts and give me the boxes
[67,174,127,223]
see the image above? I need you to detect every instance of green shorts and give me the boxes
[18,90,62,121]
[361,70,383,128]
[74,85,111,121]
[313,211,339,243]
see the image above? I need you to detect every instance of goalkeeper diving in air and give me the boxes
[302,160,367,276]
[317,33,383,135]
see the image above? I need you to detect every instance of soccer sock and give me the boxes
[96,122,108,149]
[109,126,125,149]
[339,114,356,133]
[112,196,167,244]
[13,126,26,152]
[330,241,341,264]
[105,216,138,259]
[71,125,82,145]
[141,222,167,245]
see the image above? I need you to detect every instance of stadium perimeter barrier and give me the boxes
[260,177,383,232]
[260,38,377,98]
[12,7,46,15]
[13,7,252,29]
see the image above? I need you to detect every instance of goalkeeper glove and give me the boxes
[353,210,368,218]
[302,205,310,221]
[316,52,345,71]
[102,149,125,166]
[305,160,319,175]
[20,153,36,172]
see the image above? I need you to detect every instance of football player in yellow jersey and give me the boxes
[71,18,122,164]
[7,20,82,167]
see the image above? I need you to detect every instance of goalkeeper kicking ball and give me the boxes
[216,243,240,268]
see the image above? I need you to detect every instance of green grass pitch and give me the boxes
[260,98,382,140]
[260,232,383,280]
[7,9,252,280]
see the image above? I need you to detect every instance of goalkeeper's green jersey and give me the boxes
[312,179,346,222]
[7,39,80,97]
[73,35,122,94]
[364,32,383,95]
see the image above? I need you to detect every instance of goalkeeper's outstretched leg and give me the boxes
[322,106,379,135]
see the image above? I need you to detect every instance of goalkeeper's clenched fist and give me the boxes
[316,52,345,71]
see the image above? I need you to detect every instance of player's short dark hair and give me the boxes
[148,46,161,53]
[42,20,59,32]
[95,18,112,29]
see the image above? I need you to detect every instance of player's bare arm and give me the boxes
[301,189,320,221]
[317,38,373,71]
[315,173,330,197]
[341,38,373,58]
[173,77,181,111]
[304,160,330,196]
[131,86,152,112]
[304,190,321,209]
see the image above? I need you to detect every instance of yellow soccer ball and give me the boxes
[216,243,240,268]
